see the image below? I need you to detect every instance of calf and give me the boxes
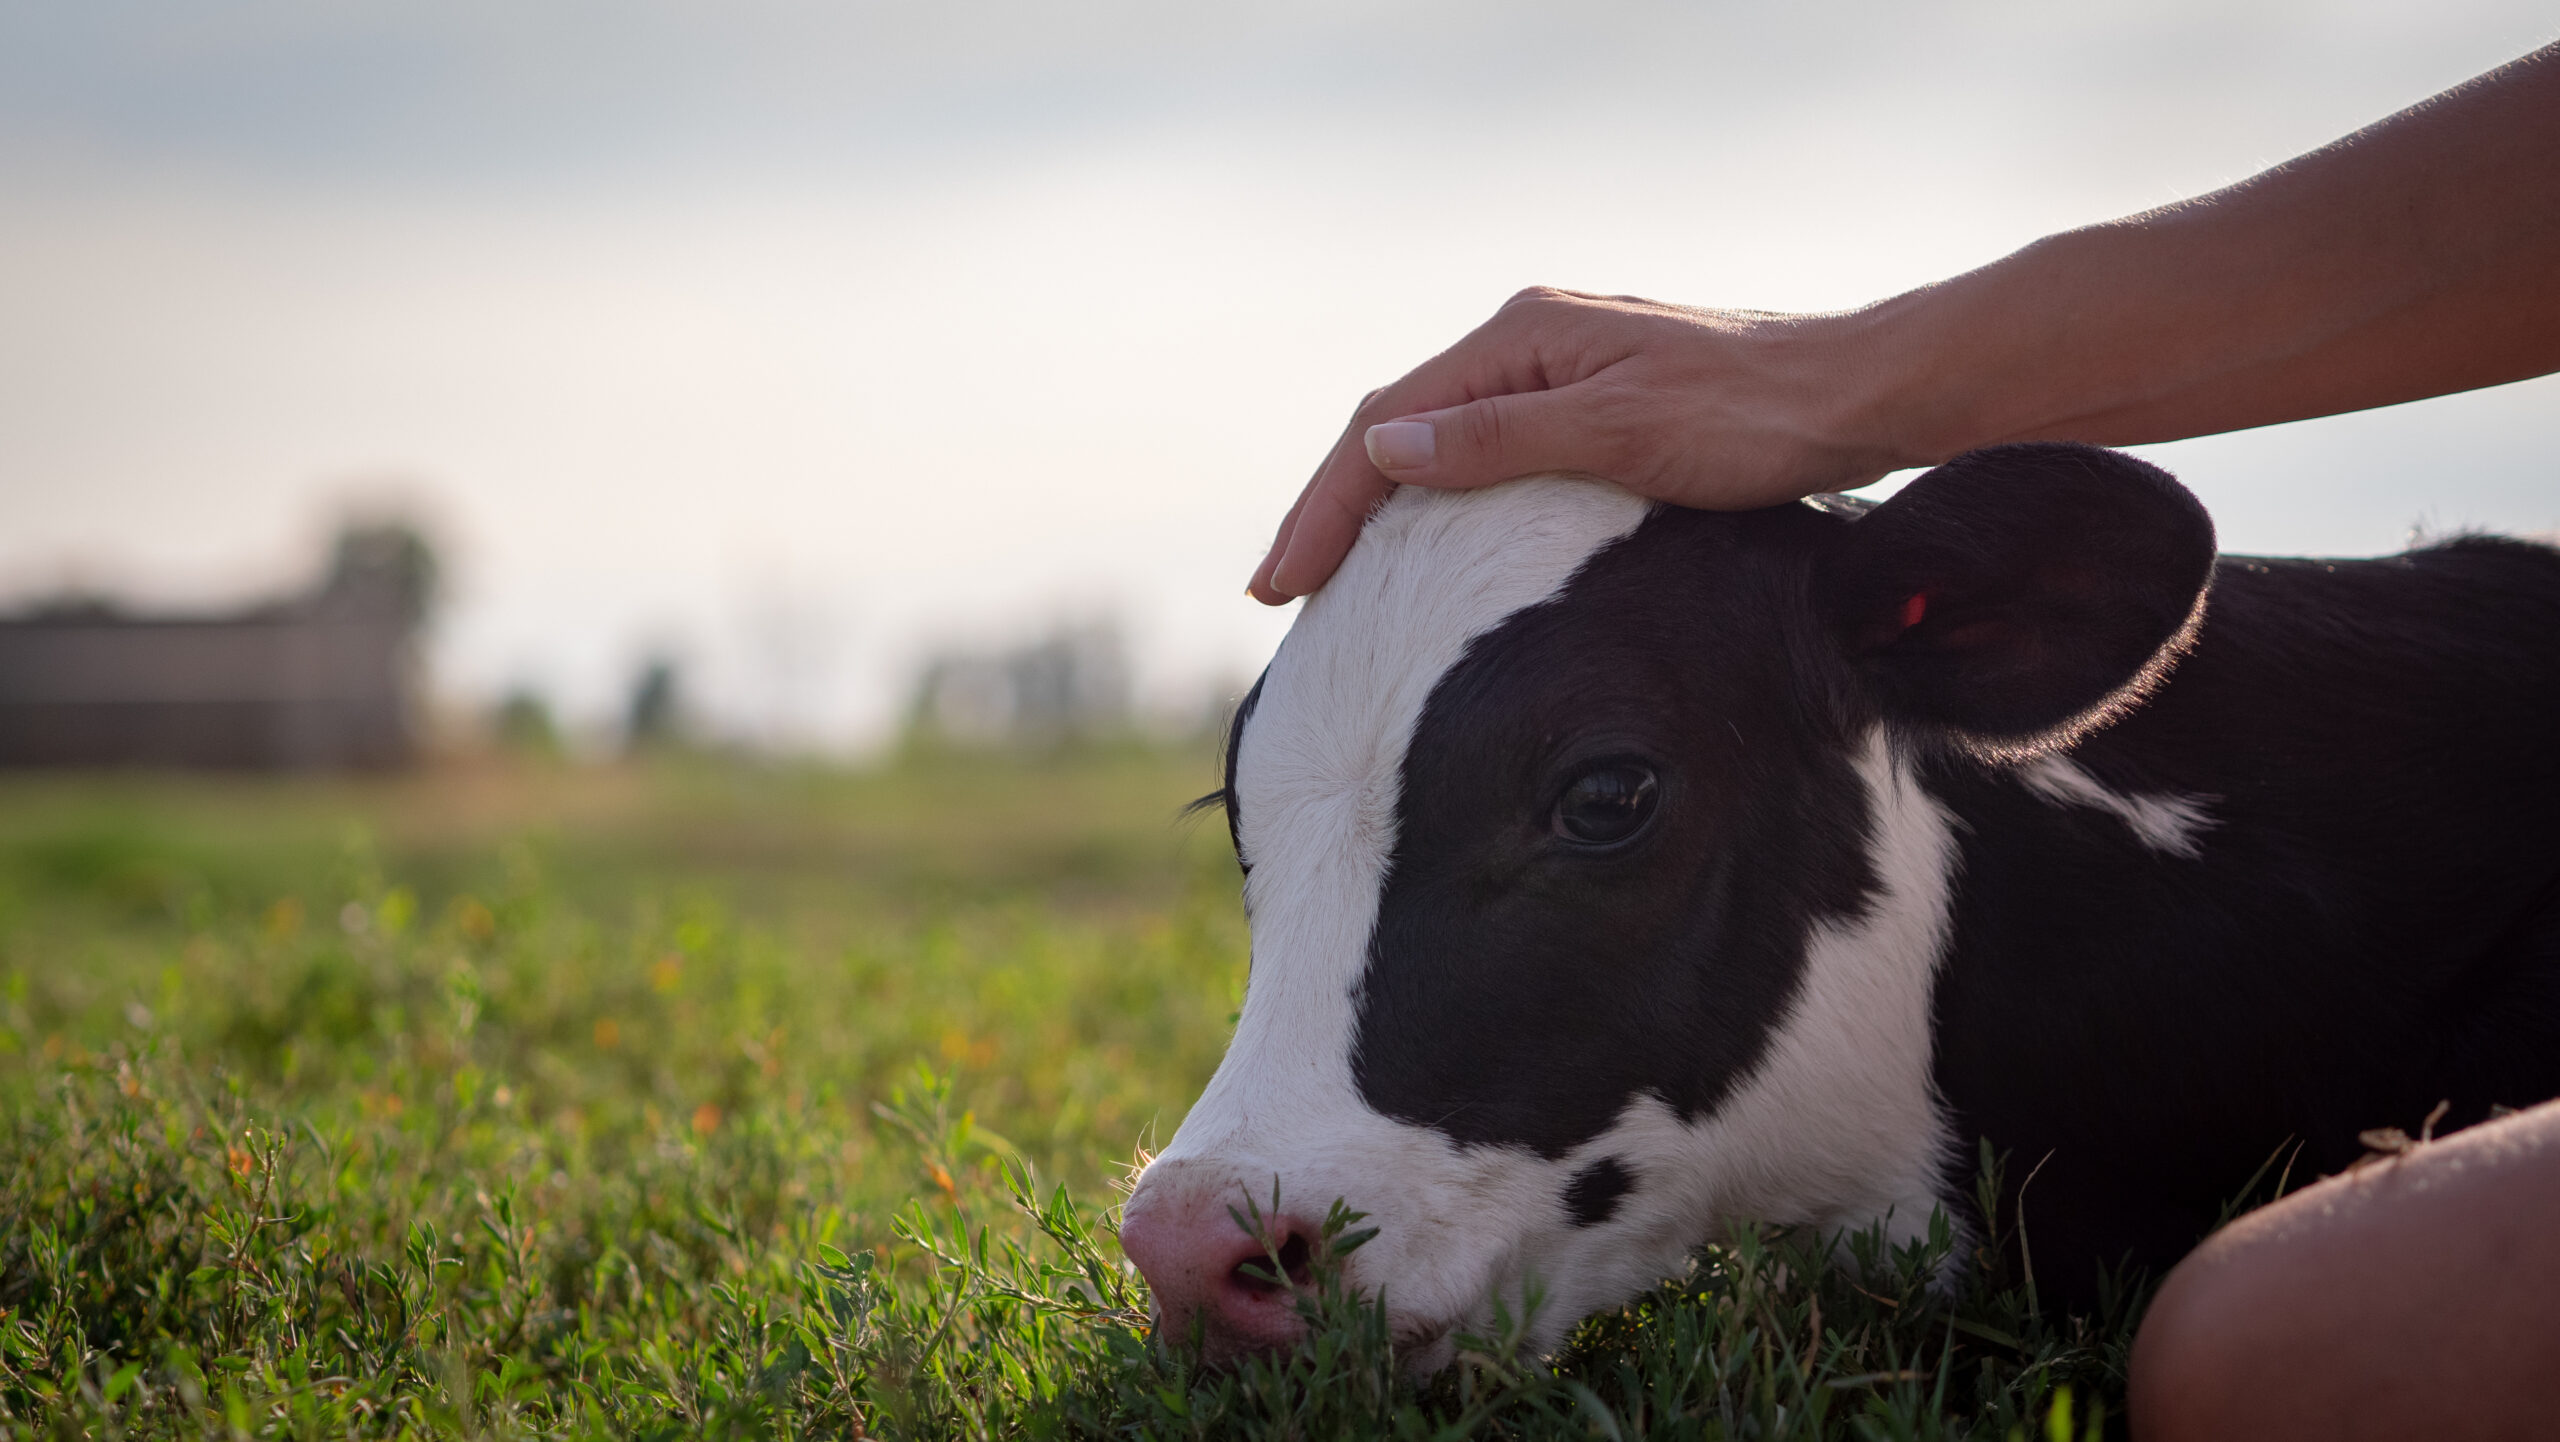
[1118,443,2560,1368]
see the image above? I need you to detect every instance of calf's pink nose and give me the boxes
[1119,1187,1321,1364]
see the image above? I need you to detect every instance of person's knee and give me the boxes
[2130,1103,2560,1441]
[2127,1241,2298,1441]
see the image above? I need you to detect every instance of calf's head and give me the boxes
[1119,443,2214,1368]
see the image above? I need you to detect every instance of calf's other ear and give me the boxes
[1813,442,2216,756]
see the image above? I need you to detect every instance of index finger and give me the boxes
[1261,310,1561,600]
[1246,481,1314,603]
[1248,385,1391,603]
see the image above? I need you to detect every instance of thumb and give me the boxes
[1361,385,1619,489]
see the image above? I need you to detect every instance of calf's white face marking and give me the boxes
[1130,478,1965,1364]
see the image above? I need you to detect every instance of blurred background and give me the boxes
[2,0,2555,760]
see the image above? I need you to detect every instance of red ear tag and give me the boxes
[1898,591,1930,631]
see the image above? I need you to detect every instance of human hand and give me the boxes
[1247,287,1924,603]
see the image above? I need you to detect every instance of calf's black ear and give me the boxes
[1813,442,2216,757]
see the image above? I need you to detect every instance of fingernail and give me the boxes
[1364,420,1435,471]
[1263,555,1299,600]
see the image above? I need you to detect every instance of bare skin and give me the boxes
[1249,40,2560,603]
[2129,1100,2560,1442]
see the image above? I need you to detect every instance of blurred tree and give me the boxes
[624,656,685,753]
[307,522,437,624]
[493,688,562,759]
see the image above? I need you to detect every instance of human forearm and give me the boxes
[1863,40,2560,465]
[1253,41,2560,602]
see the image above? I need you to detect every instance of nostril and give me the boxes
[1227,1227,1314,1298]
[1122,1181,1331,1362]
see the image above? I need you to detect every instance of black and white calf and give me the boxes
[1117,443,2560,1368]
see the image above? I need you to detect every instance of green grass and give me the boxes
[0,749,2144,1439]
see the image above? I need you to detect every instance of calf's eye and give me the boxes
[1552,763,1659,847]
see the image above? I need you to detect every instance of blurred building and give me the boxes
[906,620,1132,750]
[0,525,434,770]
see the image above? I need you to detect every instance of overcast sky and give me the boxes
[3,1,2554,746]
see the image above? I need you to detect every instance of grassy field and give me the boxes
[0,748,2140,1439]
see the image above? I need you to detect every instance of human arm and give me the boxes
[1251,41,2560,603]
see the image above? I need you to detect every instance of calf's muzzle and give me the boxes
[1119,1165,1321,1365]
